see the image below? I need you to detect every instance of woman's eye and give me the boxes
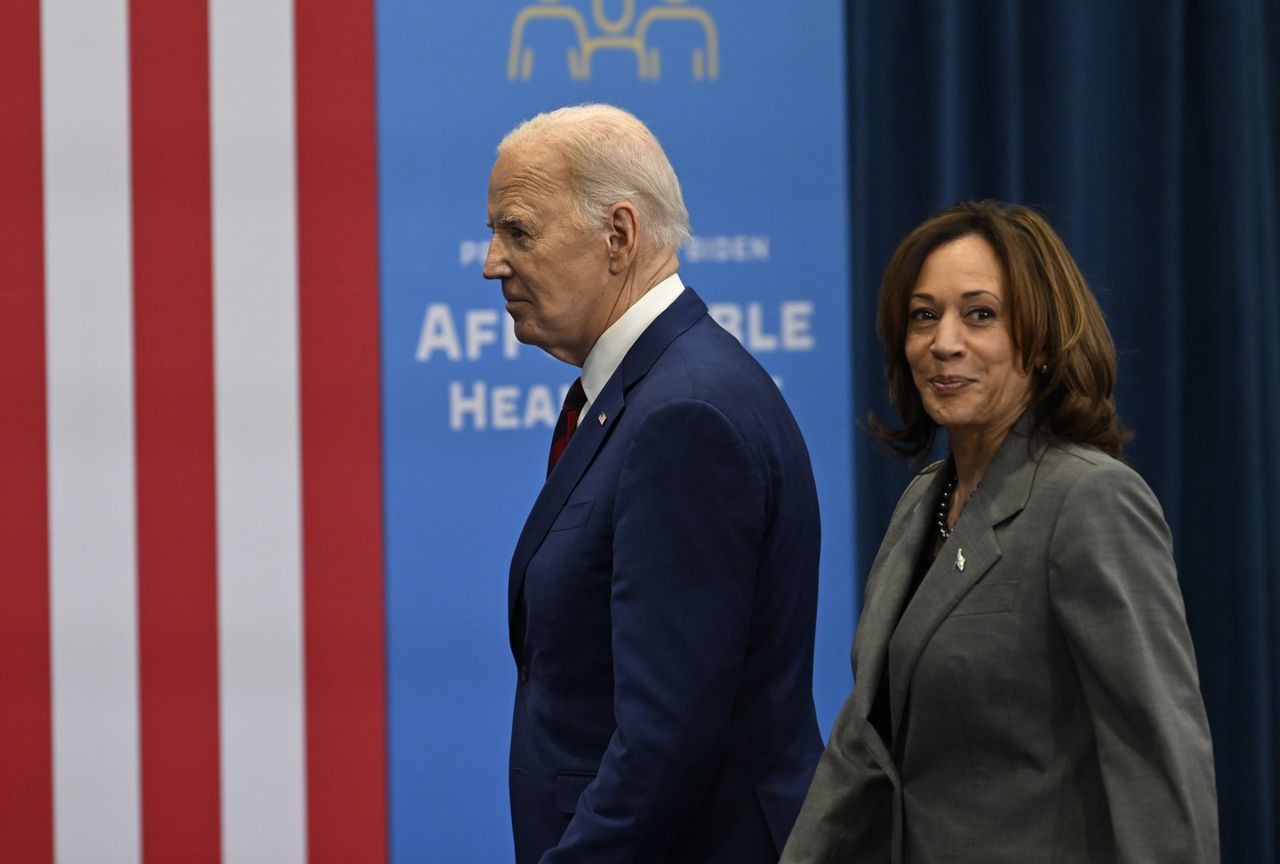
[908,308,935,322]
[968,307,996,321]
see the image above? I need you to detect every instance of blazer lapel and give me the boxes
[854,471,940,707]
[507,289,709,627]
[846,465,948,780]
[886,416,1044,742]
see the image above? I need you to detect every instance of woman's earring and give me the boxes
[1038,364,1049,374]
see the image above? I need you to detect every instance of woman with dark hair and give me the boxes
[782,201,1218,863]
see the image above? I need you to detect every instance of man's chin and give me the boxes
[510,322,537,346]
[511,321,550,353]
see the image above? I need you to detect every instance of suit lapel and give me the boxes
[507,289,708,627]
[848,468,941,780]
[886,416,1044,742]
[853,469,942,718]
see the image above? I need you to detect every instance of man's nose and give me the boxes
[482,238,507,280]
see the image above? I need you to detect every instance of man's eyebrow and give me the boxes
[489,213,531,230]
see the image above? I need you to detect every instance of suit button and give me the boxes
[519,665,529,683]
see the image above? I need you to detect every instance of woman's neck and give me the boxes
[948,419,1016,498]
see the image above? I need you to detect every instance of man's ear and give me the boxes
[606,202,639,274]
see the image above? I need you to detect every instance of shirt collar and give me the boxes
[580,272,685,408]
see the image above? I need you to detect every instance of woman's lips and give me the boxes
[929,376,973,394]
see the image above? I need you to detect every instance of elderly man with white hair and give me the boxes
[485,103,824,863]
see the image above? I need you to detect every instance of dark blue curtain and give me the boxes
[846,1,1279,861]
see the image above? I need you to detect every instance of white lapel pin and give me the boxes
[955,547,966,572]
[597,411,607,425]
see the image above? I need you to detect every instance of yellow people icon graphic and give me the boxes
[637,0,719,80]
[508,0,719,81]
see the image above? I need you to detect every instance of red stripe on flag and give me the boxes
[0,2,54,861]
[295,2,390,862]
[129,1,222,861]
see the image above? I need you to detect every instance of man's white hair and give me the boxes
[498,104,692,251]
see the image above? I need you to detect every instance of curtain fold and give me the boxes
[847,2,1278,860]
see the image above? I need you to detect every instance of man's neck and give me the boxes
[582,250,680,364]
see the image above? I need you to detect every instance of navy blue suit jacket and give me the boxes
[508,288,824,863]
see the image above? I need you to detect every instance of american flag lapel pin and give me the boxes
[597,411,606,425]
[955,547,965,572]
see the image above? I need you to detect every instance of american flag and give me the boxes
[1,1,388,861]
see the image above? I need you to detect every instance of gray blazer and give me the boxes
[782,419,1218,863]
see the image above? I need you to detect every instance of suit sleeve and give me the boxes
[542,399,767,863]
[1048,464,1219,863]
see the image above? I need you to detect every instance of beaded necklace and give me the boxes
[935,473,957,540]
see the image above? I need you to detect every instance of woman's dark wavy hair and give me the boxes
[869,200,1131,459]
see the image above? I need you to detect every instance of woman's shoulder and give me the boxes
[1037,439,1159,504]
[1042,439,1130,475]
[1035,440,1175,568]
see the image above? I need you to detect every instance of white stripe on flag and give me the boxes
[210,1,309,862]
[41,1,141,863]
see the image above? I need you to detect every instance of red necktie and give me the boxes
[547,378,587,476]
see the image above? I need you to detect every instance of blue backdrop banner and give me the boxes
[376,2,852,858]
